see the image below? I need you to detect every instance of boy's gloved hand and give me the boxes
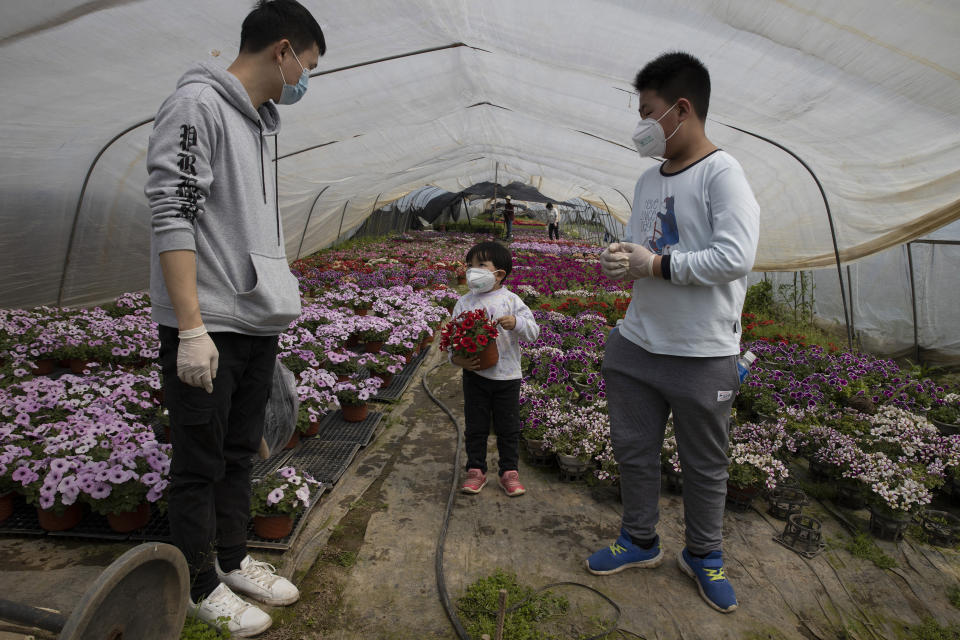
[599,244,629,280]
[617,242,657,280]
[496,315,516,330]
[177,325,219,393]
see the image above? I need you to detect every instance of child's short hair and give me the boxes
[633,51,710,121]
[465,241,512,279]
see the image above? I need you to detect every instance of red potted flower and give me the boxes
[439,309,500,370]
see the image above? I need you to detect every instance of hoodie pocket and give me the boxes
[234,252,302,329]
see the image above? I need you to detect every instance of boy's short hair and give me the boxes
[465,241,512,279]
[240,0,326,56]
[546,203,553,209]
[633,52,710,121]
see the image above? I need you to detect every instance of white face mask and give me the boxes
[632,102,682,158]
[466,268,498,293]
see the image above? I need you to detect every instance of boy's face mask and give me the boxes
[278,48,309,105]
[632,101,681,158]
[466,267,499,293]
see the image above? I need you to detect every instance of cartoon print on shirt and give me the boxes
[646,196,679,253]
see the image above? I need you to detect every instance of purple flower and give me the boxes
[106,466,133,484]
[267,488,284,505]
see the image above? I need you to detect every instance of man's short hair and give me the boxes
[466,241,513,279]
[240,0,326,56]
[634,52,710,120]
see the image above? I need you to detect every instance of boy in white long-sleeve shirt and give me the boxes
[448,241,540,497]
[588,52,759,614]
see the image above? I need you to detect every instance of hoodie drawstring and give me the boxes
[274,135,280,246]
[258,121,266,205]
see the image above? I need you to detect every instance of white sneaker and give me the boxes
[217,555,300,606]
[188,583,272,637]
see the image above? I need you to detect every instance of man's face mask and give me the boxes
[632,102,682,158]
[466,267,499,293]
[278,47,309,105]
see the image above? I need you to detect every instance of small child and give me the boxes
[448,241,540,496]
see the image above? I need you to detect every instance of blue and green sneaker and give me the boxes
[677,548,738,613]
[585,529,663,575]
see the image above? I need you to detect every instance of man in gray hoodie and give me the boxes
[146,1,324,635]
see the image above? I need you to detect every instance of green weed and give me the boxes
[457,569,570,640]
[906,617,960,639]
[845,532,897,569]
[180,615,231,639]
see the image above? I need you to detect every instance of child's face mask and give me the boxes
[466,267,499,293]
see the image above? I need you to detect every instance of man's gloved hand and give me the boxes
[177,325,219,393]
[618,242,657,280]
[600,244,629,280]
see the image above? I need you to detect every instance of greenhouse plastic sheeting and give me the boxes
[753,219,960,365]
[1,1,959,309]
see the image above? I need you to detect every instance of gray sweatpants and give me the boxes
[602,329,739,554]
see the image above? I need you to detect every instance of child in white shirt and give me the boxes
[448,241,540,496]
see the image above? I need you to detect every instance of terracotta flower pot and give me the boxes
[556,454,591,474]
[67,358,96,374]
[0,491,14,524]
[353,307,368,317]
[933,419,960,436]
[253,514,294,540]
[364,340,385,353]
[284,431,300,450]
[341,402,368,423]
[37,503,83,532]
[107,502,151,533]
[920,509,960,547]
[457,276,467,285]
[867,504,911,541]
[726,481,761,511]
[524,438,551,457]
[377,372,394,387]
[835,479,867,510]
[475,341,499,370]
[305,417,321,437]
[29,358,57,376]
[336,373,351,383]
[345,333,361,348]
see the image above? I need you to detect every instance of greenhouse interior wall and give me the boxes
[751,220,960,367]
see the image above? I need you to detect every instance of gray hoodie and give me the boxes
[146,62,301,335]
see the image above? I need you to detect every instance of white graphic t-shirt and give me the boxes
[619,150,760,357]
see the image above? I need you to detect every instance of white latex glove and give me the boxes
[599,244,629,280]
[617,242,657,280]
[177,325,219,393]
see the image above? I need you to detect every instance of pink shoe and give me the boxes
[461,468,487,494]
[499,470,526,497]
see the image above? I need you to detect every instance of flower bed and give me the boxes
[3,232,959,543]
